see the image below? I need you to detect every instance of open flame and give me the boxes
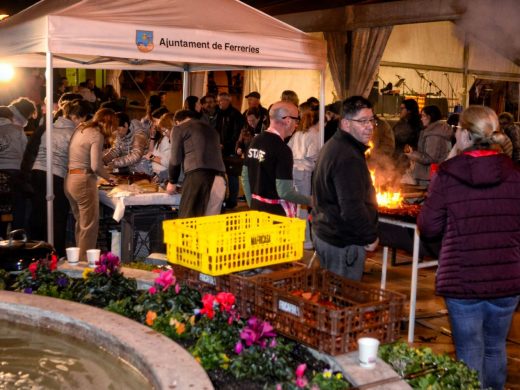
[365,141,374,157]
[370,169,403,208]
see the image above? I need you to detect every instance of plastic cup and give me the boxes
[66,247,80,264]
[86,249,101,267]
[358,337,380,369]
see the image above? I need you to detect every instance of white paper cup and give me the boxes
[86,249,101,267]
[66,247,80,264]
[358,337,380,369]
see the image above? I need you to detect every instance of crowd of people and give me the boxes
[0,77,519,389]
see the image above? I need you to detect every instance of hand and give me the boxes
[364,238,379,252]
[236,148,243,156]
[166,182,177,195]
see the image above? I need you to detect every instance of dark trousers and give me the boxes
[0,169,29,237]
[226,174,239,208]
[179,170,216,218]
[30,169,70,257]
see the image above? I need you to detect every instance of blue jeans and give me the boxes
[313,234,366,281]
[445,296,519,390]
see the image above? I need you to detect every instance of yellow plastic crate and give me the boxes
[163,211,305,276]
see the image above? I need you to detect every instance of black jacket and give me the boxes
[312,130,378,247]
[216,106,244,157]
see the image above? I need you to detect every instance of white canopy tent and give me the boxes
[379,21,520,111]
[0,0,326,245]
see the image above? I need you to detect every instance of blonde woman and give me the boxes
[65,108,117,262]
[288,108,320,249]
[418,106,520,390]
[148,112,174,181]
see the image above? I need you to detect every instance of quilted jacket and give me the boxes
[418,151,520,299]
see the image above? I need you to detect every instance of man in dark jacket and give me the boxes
[312,96,379,281]
[215,92,244,209]
[166,110,226,218]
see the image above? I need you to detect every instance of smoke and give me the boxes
[453,0,520,66]
[367,153,402,191]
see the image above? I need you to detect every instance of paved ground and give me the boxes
[299,247,520,389]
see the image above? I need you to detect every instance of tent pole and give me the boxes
[182,67,189,102]
[319,69,325,148]
[45,51,55,246]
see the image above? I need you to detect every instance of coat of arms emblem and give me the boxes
[136,30,154,53]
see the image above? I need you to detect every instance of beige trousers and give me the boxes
[64,173,99,262]
[204,175,226,216]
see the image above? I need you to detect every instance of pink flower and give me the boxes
[295,363,308,388]
[276,384,282,390]
[295,363,307,378]
[234,341,243,355]
[240,316,277,348]
[155,269,176,291]
[148,286,157,295]
[95,252,120,275]
[175,283,181,294]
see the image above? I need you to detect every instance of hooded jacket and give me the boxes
[103,119,151,175]
[408,121,452,182]
[417,151,520,299]
[33,116,76,178]
[0,117,27,170]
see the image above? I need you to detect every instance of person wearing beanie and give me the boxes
[0,97,37,234]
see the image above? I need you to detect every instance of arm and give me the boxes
[168,127,183,185]
[21,123,45,175]
[408,135,450,165]
[153,139,171,169]
[90,133,110,180]
[112,132,149,168]
[276,179,311,206]
[334,160,378,245]
[241,165,252,206]
[417,173,447,237]
[102,142,121,164]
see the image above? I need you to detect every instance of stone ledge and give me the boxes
[0,291,213,390]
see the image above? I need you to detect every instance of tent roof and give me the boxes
[0,0,326,71]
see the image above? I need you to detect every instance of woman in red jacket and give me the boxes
[417,106,520,390]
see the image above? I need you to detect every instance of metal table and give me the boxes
[379,217,438,343]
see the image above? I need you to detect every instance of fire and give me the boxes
[370,169,403,208]
[365,141,374,157]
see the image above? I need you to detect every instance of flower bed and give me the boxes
[0,253,481,390]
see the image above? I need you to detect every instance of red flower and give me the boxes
[28,262,38,279]
[49,253,58,271]
[200,293,216,319]
[216,292,235,312]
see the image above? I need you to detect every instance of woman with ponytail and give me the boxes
[418,106,520,390]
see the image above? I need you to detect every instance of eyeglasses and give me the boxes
[350,118,378,126]
[282,115,300,123]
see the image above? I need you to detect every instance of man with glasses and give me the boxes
[242,101,311,216]
[312,96,379,281]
